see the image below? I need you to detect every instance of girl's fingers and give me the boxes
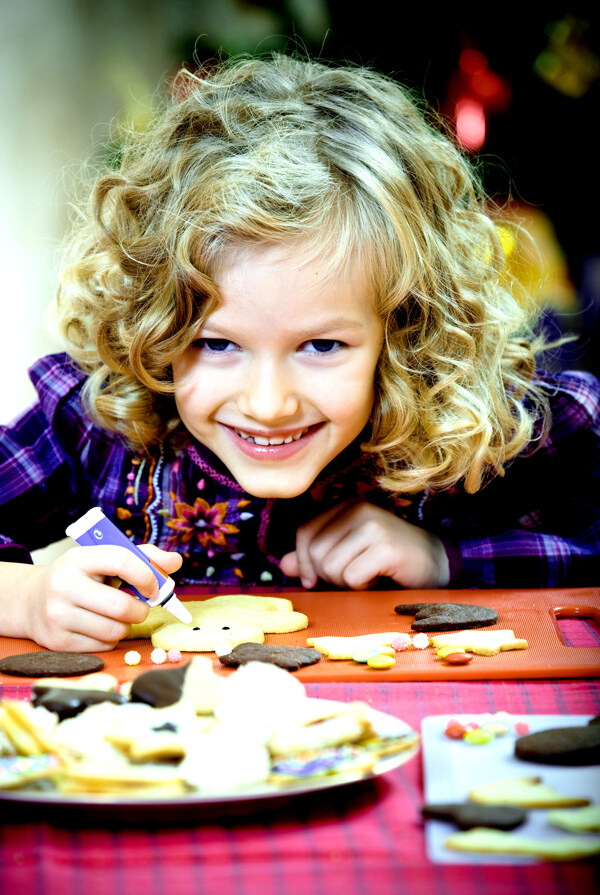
[293,500,360,587]
[139,544,183,574]
[311,530,373,589]
[65,545,161,599]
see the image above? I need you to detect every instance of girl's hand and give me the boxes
[19,544,182,653]
[280,500,450,590]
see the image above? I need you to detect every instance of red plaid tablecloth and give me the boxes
[1,673,599,895]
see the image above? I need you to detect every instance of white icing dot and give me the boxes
[214,639,233,656]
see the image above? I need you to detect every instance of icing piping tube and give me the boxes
[65,507,192,624]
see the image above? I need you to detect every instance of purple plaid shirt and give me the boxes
[1,353,599,588]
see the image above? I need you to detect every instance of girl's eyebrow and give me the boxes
[201,317,369,337]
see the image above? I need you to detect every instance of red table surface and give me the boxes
[1,675,599,895]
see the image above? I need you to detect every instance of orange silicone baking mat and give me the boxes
[0,587,599,684]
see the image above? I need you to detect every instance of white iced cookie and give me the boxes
[180,728,271,792]
[53,702,130,763]
[214,662,307,739]
[181,656,227,715]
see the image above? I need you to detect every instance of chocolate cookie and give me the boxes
[422,802,527,830]
[218,642,322,671]
[515,721,600,766]
[0,651,104,678]
[394,602,498,631]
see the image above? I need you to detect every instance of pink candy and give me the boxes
[392,633,411,652]
[515,721,530,735]
[167,649,182,664]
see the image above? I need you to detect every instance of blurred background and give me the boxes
[1,0,599,429]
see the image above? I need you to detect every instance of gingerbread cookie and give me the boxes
[422,802,526,830]
[218,643,322,671]
[0,652,104,678]
[395,602,498,631]
[514,720,600,766]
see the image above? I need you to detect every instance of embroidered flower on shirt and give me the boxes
[166,498,239,548]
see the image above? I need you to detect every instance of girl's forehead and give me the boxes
[212,241,376,300]
[202,242,382,334]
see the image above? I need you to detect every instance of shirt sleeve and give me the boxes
[0,353,92,560]
[444,370,600,588]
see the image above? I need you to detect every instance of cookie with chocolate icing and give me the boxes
[130,664,189,708]
[218,642,322,671]
[394,603,498,631]
[31,686,127,721]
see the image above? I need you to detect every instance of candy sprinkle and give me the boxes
[166,649,182,664]
[445,721,467,739]
[464,728,495,745]
[444,652,473,665]
[124,650,141,666]
[391,633,411,652]
[150,648,167,665]
[366,654,396,669]
[411,633,429,650]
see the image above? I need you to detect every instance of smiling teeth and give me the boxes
[235,427,309,445]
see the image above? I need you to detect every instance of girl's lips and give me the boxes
[221,423,323,460]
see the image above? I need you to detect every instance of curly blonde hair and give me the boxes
[57,53,549,494]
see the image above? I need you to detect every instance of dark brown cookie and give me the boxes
[0,651,105,678]
[394,602,498,631]
[218,642,322,671]
[422,802,527,830]
[515,722,600,766]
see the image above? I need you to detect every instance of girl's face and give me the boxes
[172,245,384,498]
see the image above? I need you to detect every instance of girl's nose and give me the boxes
[236,360,300,423]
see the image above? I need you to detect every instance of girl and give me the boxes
[1,54,598,652]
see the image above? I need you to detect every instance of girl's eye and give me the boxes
[192,338,237,352]
[301,339,344,354]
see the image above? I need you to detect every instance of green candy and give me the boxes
[352,647,381,663]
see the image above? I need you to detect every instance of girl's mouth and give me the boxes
[233,426,311,445]
[222,423,322,460]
